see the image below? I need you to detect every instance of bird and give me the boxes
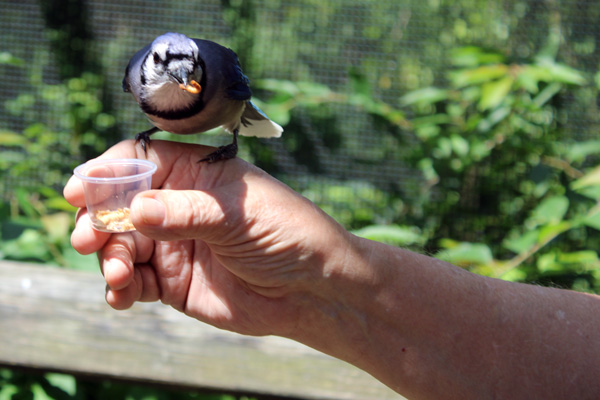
[122,32,283,163]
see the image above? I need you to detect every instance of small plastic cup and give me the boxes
[73,158,157,233]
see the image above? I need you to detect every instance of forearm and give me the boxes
[291,235,600,399]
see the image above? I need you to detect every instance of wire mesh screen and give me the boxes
[2,0,600,230]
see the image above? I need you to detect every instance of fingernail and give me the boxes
[136,197,166,225]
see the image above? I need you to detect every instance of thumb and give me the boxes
[130,189,240,242]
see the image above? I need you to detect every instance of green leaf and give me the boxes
[538,251,600,273]
[0,52,24,66]
[15,188,40,218]
[528,195,569,226]
[537,252,559,273]
[532,82,562,107]
[44,373,76,397]
[500,268,528,282]
[535,57,587,86]
[435,137,453,158]
[582,211,600,231]
[352,224,425,246]
[516,66,544,93]
[559,250,599,265]
[478,76,514,110]
[503,230,539,254]
[412,114,452,128]
[437,241,493,266]
[41,212,71,242]
[0,229,50,261]
[572,165,600,191]
[537,221,571,243]
[450,134,469,157]
[450,47,505,67]
[576,186,600,201]
[45,197,77,213]
[0,130,28,147]
[31,383,54,400]
[255,79,300,97]
[296,81,334,99]
[418,158,439,182]
[400,87,450,106]
[414,124,441,140]
[564,140,600,163]
[0,383,19,399]
[476,106,511,132]
[449,64,509,88]
[349,67,371,97]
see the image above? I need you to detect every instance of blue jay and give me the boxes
[123,32,283,162]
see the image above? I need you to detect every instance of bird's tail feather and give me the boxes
[238,101,283,138]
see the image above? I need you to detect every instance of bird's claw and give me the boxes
[135,127,160,155]
[199,142,238,163]
[199,129,239,163]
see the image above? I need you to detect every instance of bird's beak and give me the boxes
[169,68,202,94]
[178,67,189,87]
[172,68,202,94]
[168,67,188,86]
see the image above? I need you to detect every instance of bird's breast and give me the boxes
[144,83,195,111]
[147,98,246,135]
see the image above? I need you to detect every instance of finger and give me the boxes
[136,263,161,302]
[71,209,111,255]
[63,175,86,208]
[105,263,160,309]
[98,227,156,286]
[129,188,245,242]
[99,233,137,290]
[105,266,142,310]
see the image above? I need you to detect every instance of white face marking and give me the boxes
[152,42,169,62]
[140,35,203,111]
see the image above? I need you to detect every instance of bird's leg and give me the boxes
[135,126,161,154]
[199,129,239,163]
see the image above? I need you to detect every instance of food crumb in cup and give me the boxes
[95,208,135,232]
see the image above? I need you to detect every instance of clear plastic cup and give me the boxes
[73,158,157,233]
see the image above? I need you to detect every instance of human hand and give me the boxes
[64,140,353,337]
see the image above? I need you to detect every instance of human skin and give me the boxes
[64,140,600,399]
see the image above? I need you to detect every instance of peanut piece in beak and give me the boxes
[179,80,202,94]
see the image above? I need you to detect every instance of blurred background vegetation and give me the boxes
[2,0,600,398]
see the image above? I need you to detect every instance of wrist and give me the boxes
[284,232,394,370]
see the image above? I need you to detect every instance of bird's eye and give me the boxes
[153,52,160,64]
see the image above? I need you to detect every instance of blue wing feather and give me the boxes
[192,39,252,101]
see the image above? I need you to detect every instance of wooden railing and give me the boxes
[0,260,403,399]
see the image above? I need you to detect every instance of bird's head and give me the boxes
[140,33,203,109]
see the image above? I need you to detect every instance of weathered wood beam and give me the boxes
[0,260,402,399]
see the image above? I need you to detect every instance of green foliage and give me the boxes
[2,70,116,166]
[1,1,119,271]
[397,47,600,287]
[0,187,97,270]
[259,45,600,291]
[0,368,256,400]
[297,179,404,229]
[0,53,111,269]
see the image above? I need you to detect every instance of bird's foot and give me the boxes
[135,127,160,154]
[199,129,239,163]
[199,142,238,163]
